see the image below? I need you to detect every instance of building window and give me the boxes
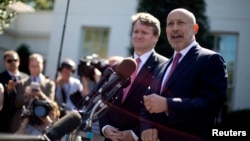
[82,27,109,58]
[209,33,238,110]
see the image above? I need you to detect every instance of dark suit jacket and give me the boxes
[140,45,228,141]
[99,51,168,140]
[0,70,28,133]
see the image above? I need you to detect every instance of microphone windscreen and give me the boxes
[46,111,81,140]
[116,57,136,78]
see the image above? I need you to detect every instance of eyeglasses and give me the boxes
[6,59,18,63]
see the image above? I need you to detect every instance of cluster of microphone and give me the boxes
[42,57,137,141]
[78,57,136,113]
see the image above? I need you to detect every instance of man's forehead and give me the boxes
[167,9,195,24]
[5,53,19,59]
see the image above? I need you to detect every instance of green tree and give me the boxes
[132,0,211,58]
[0,0,17,34]
[0,0,54,34]
[20,0,54,10]
[16,44,32,74]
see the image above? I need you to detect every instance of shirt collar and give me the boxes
[173,41,198,60]
[133,49,154,65]
[31,74,42,83]
[7,70,20,77]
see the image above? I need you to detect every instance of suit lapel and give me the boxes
[39,75,47,92]
[19,72,28,80]
[3,71,13,81]
[124,52,157,100]
[0,71,12,88]
[165,46,199,88]
[157,62,170,94]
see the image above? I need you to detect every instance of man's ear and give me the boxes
[193,24,199,34]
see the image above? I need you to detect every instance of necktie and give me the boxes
[122,57,141,102]
[61,86,67,103]
[162,53,182,92]
[12,75,20,82]
[32,77,36,82]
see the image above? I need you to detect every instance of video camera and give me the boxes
[77,53,109,81]
[21,99,53,125]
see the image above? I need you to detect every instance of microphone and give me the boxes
[102,76,131,102]
[80,57,136,117]
[45,111,81,141]
[75,67,114,109]
[97,57,136,95]
[79,57,136,119]
[92,77,131,120]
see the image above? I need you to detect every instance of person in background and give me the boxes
[0,83,4,111]
[16,53,55,105]
[81,55,124,96]
[55,58,83,112]
[107,56,124,67]
[0,50,29,133]
[81,67,102,97]
[12,53,56,132]
[15,100,60,135]
[140,8,228,141]
[99,12,168,141]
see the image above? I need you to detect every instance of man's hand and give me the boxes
[104,126,123,141]
[93,68,102,82]
[31,88,41,97]
[24,86,31,96]
[143,94,167,113]
[141,129,158,141]
[117,130,135,141]
[81,76,90,96]
[7,79,17,92]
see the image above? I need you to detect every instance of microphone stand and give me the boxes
[55,0,71,80]
[72,98,108,141]
[74,67,113,110]
[78,78,130,141]
[69,77,130,141]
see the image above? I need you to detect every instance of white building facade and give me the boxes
[0,0,249,110]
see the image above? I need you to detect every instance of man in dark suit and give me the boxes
[0,50,29,133]
[99,12,168,141]
[140,8,228,141]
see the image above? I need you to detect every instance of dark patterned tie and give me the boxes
[161,53,182,93]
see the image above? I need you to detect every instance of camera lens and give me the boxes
[34,105,47,117]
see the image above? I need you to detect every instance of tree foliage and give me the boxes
[0,0,54,34]
[16,44,32,74]
[20,0,54,10]
[133,0,211,58]
[0,0,17,34]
